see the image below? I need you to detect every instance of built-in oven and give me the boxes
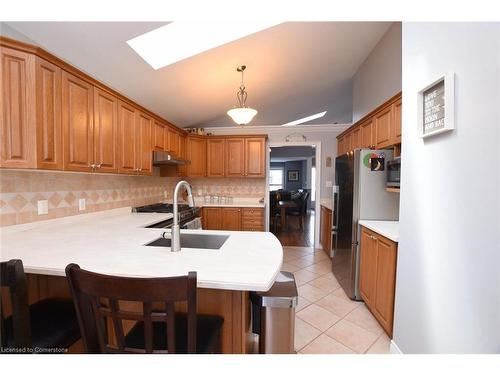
[386,158,401,188]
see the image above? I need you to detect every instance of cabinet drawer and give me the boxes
[241,208,264,218]
[242,223,264,231]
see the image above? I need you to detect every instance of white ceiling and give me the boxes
[5,22,392,128]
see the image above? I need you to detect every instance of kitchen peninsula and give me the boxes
[0,207,283,353]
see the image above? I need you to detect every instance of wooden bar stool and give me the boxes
[0,259,80,352]
[65,264,223,354]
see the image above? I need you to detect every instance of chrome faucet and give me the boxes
[171,180,195,252]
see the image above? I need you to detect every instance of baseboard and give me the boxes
[390,340,403,354]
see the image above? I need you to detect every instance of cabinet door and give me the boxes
[221,207,242,231]
[391,97,402,145]
[374,106,392,149]
[117,100,136,174]
[62,71,94,172]
[93,87,117,173]
[241,208,264,231]
[320,206,332,256]
[135,111,152,175]
[169,130,180,156]
[373,236,398,336]
[207,138,225,177]
[344,132,352,153]
[337,136,345,155]
[203,207,222,230]
[187,136,207,177]
[1,47,36,168]
[36,57,62,170]
[360,120,374,149]
[352,126,360,150]
[244,137,265,177]
[225,138,245,177]
[359,228,377,306]
[177,134,187,176]
[152,121,166,151]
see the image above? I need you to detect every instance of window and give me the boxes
[311,166,316,201]
[269,168,284,191]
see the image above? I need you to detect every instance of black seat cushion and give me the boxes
[3,298,80,350]
[125,313,223,354]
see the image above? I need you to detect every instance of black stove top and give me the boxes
[132,203,192,213]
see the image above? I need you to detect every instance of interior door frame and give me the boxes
[266,141,322,248]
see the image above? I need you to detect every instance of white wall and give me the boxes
[394,23,500,354]
[0,22,35,43]
[352,23,402,122]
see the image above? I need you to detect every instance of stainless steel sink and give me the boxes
[144,233,229,250]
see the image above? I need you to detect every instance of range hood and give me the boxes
[152,151,190,166]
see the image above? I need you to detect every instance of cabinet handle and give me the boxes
[89,163,95,171]
[96,164,102,169]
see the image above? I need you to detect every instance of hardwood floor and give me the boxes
[272,211,315,247]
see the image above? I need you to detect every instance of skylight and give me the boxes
[127,21,282,70]
[281,111,327,126]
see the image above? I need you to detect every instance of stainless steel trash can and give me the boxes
[250,271,298,354]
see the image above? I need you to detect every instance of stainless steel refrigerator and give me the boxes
[331,149,399,300]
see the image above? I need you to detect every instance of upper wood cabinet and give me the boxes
[207,137,225,177]
[360,119,374,149]
[152,121,167,151]
[169,130,180,156]
[244,137,266,177]
[135,111,153,175]
[0,46,36,168]
[374,105,392,149]
[337,92,401,154]
[391,97,402,144]
[117,100,137,174]
[186,135,207,177]
[62,71,94,172]
[35,57,62,170]
[225,138,245,177]
[93,87,117,173]
[359,226,398,337]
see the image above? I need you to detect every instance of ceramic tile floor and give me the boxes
[282,246,391,354]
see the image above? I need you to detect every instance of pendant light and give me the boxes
[227,65,258,125]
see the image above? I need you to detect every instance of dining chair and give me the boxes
[0,259,80,352]
[65,264,223,354]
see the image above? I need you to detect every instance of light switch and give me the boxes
[326,181,333,188]
[79,198,86,211]
[37,200,48,215]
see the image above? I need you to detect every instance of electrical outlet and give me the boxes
[326,180,333,188]
[163,190,168,199]
[78,198,86,211]
[37,200,48,215]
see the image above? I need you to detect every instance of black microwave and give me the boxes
[387,158,401,187]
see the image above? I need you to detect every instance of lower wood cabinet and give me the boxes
[320,205,332,257]
[359,226,398,337]
[202,207,264,231]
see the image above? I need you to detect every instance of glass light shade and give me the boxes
[227,107,258,125]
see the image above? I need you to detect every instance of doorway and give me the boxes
[267,144,321,247]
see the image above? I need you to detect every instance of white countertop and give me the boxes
[0,207,282,291]
[164,197,265,208]
[358,220,399,242]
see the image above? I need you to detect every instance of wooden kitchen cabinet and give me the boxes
[241,208,264,231]
[169,129,180,156]
[187,135,207,177]
[93,87,117,173]
[152,120,167,151]
[374,105,392,149]
[0,46,36,168]
[221,207,242,231]
[244,137,266,177]
[359,226,398,336]
[135,111,152,175]
[391,97,402,145]
[203,207,222,230]
[351,126,360,150]
[320,205,332,256]
[207,137,226,177]
[225,137,245,177]
[62,71,94,172]
[337,135,345,155]
[36,57,62,170]
[117,100,137,174]
[344,131,352,154]
[360,119,374,149]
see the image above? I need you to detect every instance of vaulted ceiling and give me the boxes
[5,22,392,128]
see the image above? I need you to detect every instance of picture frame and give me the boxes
[418,72,455,138]
[287,170,299,182]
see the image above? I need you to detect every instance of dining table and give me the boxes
[278,200,297,231]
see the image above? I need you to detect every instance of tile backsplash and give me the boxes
[0,170,265,226]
